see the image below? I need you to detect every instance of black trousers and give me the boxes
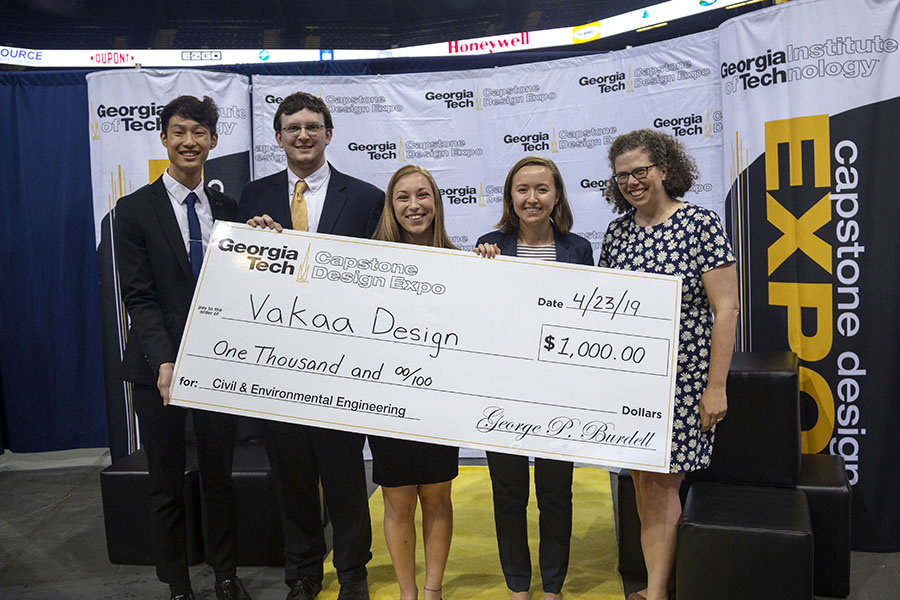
[266,420,372,585]
[486,452,574,594]
[133,384,238,591]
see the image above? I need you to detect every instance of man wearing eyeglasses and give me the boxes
[238,92,383,600]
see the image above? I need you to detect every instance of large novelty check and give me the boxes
[171,223,682,472]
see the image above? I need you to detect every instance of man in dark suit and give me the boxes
[114,95,251,600]
[238,92,384,600]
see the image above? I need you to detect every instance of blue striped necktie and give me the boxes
[185,192,203,283]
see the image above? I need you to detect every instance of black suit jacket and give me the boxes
[114,176,237,385]
[475,229,595,266]
[238,163,384,237]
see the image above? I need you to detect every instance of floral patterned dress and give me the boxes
[598,203,735,473]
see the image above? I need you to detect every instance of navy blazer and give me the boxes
[238,163,384,238]
[475,229,594,266]
[114,176,237,385]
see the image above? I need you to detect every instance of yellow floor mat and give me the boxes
[317,465,623,599]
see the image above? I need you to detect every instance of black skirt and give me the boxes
[369,435,459,487]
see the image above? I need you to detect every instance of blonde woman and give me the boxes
[370,165,459,600]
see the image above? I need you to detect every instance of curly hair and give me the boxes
[373,164,457,249]
[603,129,699,214]
[496,155,574,234]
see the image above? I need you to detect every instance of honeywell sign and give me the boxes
[448,32,532,55]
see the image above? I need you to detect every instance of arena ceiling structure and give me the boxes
[2,0,774,69]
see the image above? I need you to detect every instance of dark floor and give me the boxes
[0,449,897,599]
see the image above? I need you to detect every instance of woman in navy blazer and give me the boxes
[475,156,593,600]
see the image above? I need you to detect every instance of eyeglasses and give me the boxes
[612,164,657,185]
[280,123,327,136]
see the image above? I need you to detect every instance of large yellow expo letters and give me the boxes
[764,116,835,453]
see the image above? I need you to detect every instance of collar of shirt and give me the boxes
[287,161,329,198]
[286,161,331,232]
[162,169,209,207]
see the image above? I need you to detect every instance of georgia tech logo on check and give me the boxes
[296,245,312,282]
[218,237,303,277]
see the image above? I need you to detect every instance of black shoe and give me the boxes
[336,579,369,600]
[216,576,252,600]
[286,574,324,600]
[171,592,195,600]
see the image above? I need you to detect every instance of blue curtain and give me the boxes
[0,70,108,451]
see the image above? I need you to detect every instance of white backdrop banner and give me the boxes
[250,29,725,260]
[87,69,252,245]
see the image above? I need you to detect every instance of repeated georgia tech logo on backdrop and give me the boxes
[326,94,404,115]
[346,137,486,163]
[503,123,621,154]
[578,71,627,93]
[438,182,502,210]
[263,92,405,116]
[625,60,713,94]
[503,129,556,153]
[577,60,715,94]
[347,140,400,161]
[651,108,722,138]
[478,183,503,207]
[557,125,618,151]
[440,185,479,206]
[721,36,898,95]
[404,137,483,160]
[424,84,559,110]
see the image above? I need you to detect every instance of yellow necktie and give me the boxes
[291,180,309,231]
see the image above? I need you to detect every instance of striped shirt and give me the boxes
[516,243,556,262]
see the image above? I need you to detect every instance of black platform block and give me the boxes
[799,453,851,597]
[100,448,204,565]
[615,352,801,584]
[677,483,813,600]
[687,351,801,487]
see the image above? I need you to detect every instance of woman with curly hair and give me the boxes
[599,130,739,600]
